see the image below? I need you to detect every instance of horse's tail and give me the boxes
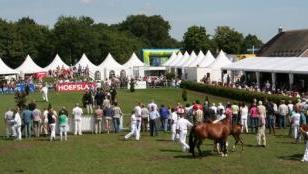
[189,125,196,153]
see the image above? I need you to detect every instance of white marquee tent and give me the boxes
[98,53,125,79]
[168,52,183,67]
[123,53,145,77]
[174,51,189,67]
[0,58,18,75]
[198,50,215,67]
[44,54,69,71]
[15,55,45,74]
[163,51,177,66]
[187,50,205,67]
[207,50,232,82]
[182,51,197,67]
[75,53,98,78]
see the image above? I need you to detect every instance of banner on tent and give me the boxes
[56,82,96,92]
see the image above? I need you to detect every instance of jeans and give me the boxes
[279,115,286,128]
[24,122,32,138]
[113,118,120,133]
[149,119,158,136]
[33,121,40,137]
[161,118,168,131]
[250,117,259,133]
[267,115,275,134]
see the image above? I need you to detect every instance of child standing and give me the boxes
[59,113,68,141]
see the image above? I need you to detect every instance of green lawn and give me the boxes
[0,88,307,174]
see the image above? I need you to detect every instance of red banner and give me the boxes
[56,82,96,92]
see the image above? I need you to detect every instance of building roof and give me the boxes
[222,57,308,74]
[258,29,308,57]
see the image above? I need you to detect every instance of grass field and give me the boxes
[0,88,308,174]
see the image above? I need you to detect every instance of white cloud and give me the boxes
[80,0,95,5]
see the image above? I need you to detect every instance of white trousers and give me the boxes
[257,125,266,146]
[14,125,22,140]
[241,118,248,133]
[74,119,82,135]
[86,104,93,114]
[293,124,299,139]
[59,125,67,141]
[50,123,56,140]
[125,125,137,140]
[179,130,189,152]
[171,124,179,141]
[303,141,308,162]
[42,92,48,102]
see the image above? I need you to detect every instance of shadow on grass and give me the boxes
[275,134,290,138]
[173,150,213,159]
[278,153,302,161]
[156,139,172,142]
[160,149,182,153]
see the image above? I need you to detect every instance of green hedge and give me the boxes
[181,81,294,104]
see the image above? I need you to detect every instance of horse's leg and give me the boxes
[223,138,228,157]
[239,136,244,152]
[232,134,238,152]
[196,139,203,157]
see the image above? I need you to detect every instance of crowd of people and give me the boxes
[3,84,308,161]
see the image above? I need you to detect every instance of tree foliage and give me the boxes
[183,25,214,53]
[213,26,244,54]
[241,34,263,53]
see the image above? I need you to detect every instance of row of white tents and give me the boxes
[0,53,145,79]
[164,50,232,82]
[0,49,233,82]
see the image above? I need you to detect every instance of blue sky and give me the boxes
[0,0,307,42]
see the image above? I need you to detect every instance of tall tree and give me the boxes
[116,15,179,48]
[213,26,244,54]
[241,34,263,54]
[183,25,214,53]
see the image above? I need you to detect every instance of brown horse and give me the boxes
[189,119,244,157]
[189,121,231,157]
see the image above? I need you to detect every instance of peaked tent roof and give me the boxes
[99,53,124,70]
[183,51,197,67]
[188,50,205,67]
[123,53,145,68]
[15,55,45,74]
[75,53,98,71]
[198,50,215,67]
[173,51,189,67]
[168,52,183,67]
[44,54,69,70]
[163,51,177,66]
[207,50,231,69]
[0,58,18,75]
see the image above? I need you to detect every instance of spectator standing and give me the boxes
[58,112,68,141]
[278,100,289,129]
[257,101,266,147]
[47,108,57,141]
[4,108,14,138]
[141,104,149,132]
[94,106,103,134]
[32,108,41,137]
[159,105,170,132]
[290,107,301,143]
[240,103,248,133]
[41,108,49,136]
[112,102,122,133]
[104,105,113,134]
[266,101,276,135]
[72,103,83,135]
[300,127,308,162]
[13,107,22,140]
[22,106,33,138]
[149,106,159,136]
[249,103,259,133]
[231,102,239,125]
[133,103,142,140]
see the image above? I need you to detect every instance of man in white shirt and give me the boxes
[134,103,142,140]
[4,108,14,138]
[13,108,22,140]
[176,114,193,152]
[41,83,48,102]
[278,100,289,129]
[148,100,158,111]
[170,108,179,141]
[124,111,138,140]
[72,103,83,135]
